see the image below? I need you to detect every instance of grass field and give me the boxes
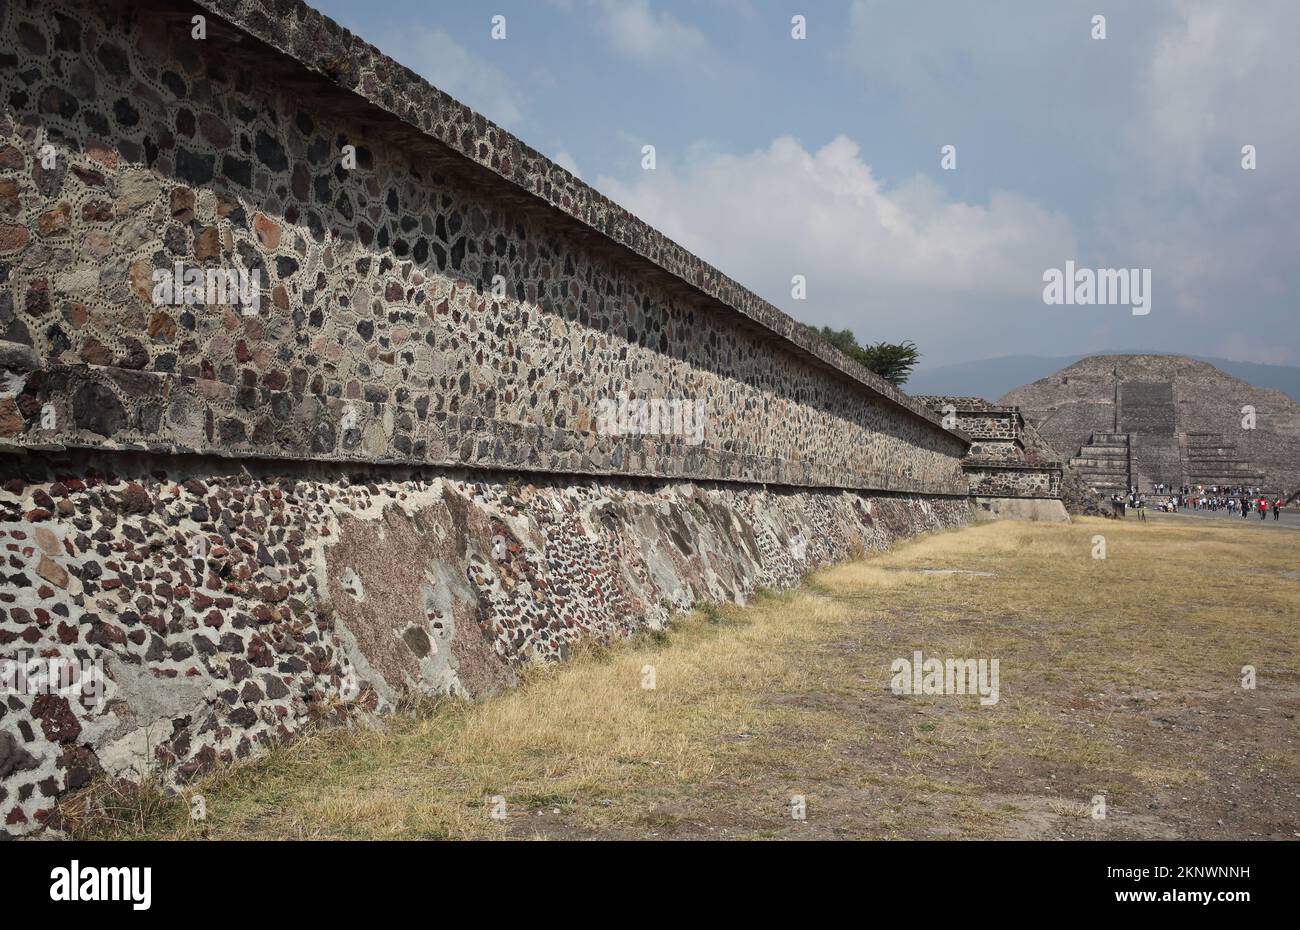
[66,513,1300,840]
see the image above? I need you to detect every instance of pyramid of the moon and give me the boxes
[999,355,1300,498]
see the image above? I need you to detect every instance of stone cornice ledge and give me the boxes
[3,362,973,498]
[964,460,1064,471]
[180,0,965,444]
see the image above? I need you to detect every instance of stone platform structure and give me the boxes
[0,0,977,833]
[1002,355,1300,498]
[914,396,1066,521]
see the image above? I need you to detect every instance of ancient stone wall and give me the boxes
[963,463,1061,499]
[0,0,975,835]
[0,0,967,495]
[957,411,1019,442]
[913,396,1063,499]
[0,452,968,834]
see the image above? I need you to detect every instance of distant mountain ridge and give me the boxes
[907,352,1300,404]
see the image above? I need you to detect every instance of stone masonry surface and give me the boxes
[913,397,1063,500]
[0,0,969,494]
[172,0,954,435]
[0,0,979,835]
[0,452,969,834]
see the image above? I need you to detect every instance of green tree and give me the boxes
[812,327,920,387]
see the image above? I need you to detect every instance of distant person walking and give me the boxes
[1258,497,1269,520]
[1274,498,1283,521]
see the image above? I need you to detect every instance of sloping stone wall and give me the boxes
[0,452,969,834]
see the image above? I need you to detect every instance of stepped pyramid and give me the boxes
[1001,355,1300,497]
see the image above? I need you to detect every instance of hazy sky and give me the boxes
[310,0,1299,369]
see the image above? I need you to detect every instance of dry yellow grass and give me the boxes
[69,512,1300,840]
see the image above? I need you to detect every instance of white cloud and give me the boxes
[554,150,583,178]
[374,26,525,129]
[598,134,1076,302]
[841,0,1300,363]
[1141,3,1291,183]
[1106,0,1300,346]
[590,0,711,64]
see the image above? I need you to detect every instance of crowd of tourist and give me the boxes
[1181,493,1284,520]
[1112,484,1287,521]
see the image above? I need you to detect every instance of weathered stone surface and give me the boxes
[71,381,128,436]
[33,527,61,555]
[0,179,19,216]
[0,0,968,497]
[0,733,40,779]
[169,187,195,222]
[194,226,220,260]
[79,337,113,366]
[81,200,114,222]
[0,223,29,254]
[0,397,24,436]
[119,482,152,514]
[36,554,69,588]
[0,340,42,372]
[915,396,1063,500]
[253,213,281,251]
[35,202,71,237]
[117,172,162,213]
[0,451,970,836]
[147,311,176,342]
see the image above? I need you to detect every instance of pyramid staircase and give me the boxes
[1069,433,1130,494]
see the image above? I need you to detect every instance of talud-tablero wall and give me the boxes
[0,0,973,834]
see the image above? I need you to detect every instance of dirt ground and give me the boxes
[72,513,1300,840]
